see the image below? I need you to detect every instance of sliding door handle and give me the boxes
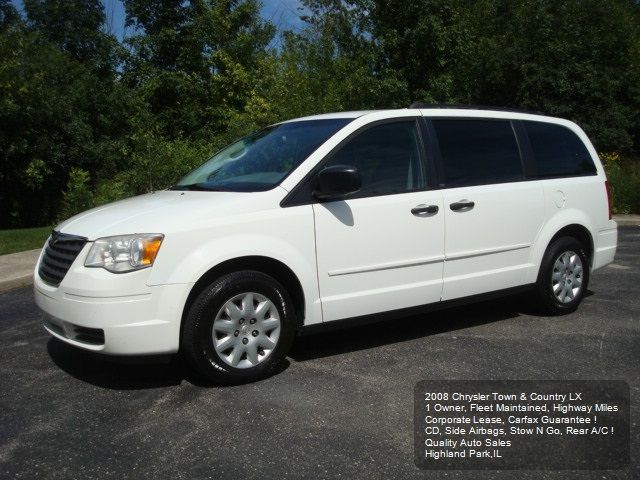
[450,200,475,212]
[411,204,439,216]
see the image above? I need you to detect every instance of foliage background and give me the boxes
[1,0,639,227]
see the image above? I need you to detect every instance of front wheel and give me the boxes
[181,270,296,384]
[534,236,590,315]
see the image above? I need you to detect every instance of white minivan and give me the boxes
[34,106,618,383]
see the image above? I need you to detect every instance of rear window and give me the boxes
[523,121,596,178]
[432,119,524,187]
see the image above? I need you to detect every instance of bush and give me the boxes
[601,152,640,214]
[57,168,95,222]
[94,174,133,207]
[53,135,218,222]
[125,133,213,194]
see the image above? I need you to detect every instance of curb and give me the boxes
[0,248,41,294]
[613,215,640,226]
[0,275,34,294]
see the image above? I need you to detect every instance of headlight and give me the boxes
[85,234,164,273]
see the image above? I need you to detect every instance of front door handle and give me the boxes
[450,200,475,212]
[411,204,439,216]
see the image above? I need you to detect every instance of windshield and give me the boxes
[172,118,353,192]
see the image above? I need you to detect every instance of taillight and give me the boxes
[605,180,613,220]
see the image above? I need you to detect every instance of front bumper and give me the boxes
[34,247,193,355]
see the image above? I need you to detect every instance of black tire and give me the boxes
[534,236,590,315]
[181,270,296,384]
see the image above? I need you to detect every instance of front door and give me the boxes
[313,119,445,321]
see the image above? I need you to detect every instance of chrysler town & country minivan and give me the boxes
[34,106,618,383]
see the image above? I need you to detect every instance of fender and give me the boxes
[526,208,595,284]
[147,231,322,325]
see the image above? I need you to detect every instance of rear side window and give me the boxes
[432,119,523,187]
[523,121,596,178]
[323,120,426,197]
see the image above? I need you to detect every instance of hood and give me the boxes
[56,189,285,240]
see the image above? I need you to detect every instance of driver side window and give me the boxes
[323,120,427,197]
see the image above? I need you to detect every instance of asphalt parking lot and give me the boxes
[1,227,638,480]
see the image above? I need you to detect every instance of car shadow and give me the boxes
[46,338,290,390]
[288,290,595,362]
[46,290,594,389]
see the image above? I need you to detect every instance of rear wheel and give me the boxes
[534,236,590,315]
[181,270,296,384]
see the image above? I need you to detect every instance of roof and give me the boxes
[408,102,544,115]
[279,106,562,124]
[280,111,372,123]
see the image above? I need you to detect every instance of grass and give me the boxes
[0,227,51,256]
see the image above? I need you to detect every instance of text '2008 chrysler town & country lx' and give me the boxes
[34,105,618,383]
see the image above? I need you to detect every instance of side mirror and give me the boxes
[313,165,361,201]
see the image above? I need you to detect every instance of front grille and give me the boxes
[38,231,88,286]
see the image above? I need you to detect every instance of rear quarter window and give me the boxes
[523,121,596,178]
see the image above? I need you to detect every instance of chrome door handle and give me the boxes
[411,204,439,216]
[450,200,475,212]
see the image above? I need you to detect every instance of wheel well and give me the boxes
[549,224,594,266]
[180,256,306,339]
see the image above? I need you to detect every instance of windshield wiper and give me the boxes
[169,183,226,191]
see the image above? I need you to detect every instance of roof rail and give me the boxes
[408,102,544,115]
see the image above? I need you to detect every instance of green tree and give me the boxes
[58,168,95,221]
[0,3,132,227]
[354,0,640,152]
[23,0,121,73]
[122,0,276,139]
[459,0,640,152]
[0,0,19,30]
[2,0,640,227]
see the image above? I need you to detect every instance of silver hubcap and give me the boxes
[212,292,281,369]
[551,251,583,304]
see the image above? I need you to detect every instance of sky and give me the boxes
[13,0,308,42]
